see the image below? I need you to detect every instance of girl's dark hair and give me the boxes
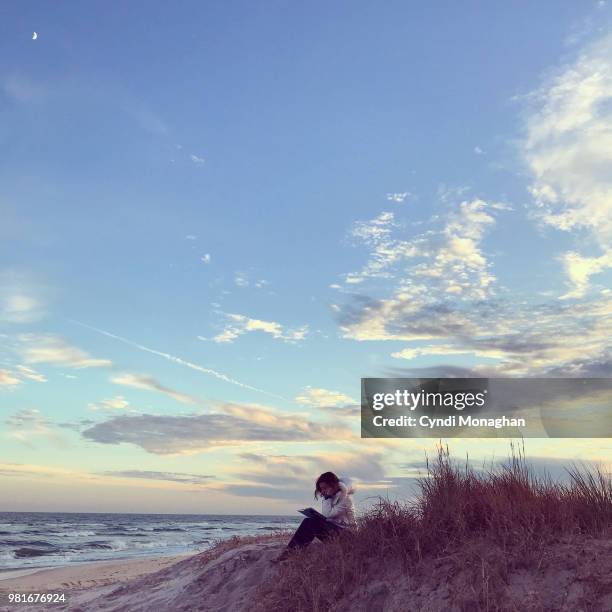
[314,471,340,499]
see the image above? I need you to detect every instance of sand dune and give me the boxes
[2,536,612,611]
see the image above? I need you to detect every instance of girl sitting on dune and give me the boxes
[274,472,356,562]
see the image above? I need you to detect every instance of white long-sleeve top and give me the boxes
[320,480,356,528]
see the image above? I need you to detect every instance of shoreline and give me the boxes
[0,550,196,581]
[0,552,194,593]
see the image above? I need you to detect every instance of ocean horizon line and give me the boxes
[0,510,296,518]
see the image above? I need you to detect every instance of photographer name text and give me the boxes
[372,414,526,429]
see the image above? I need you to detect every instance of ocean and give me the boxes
[0,512,301,573]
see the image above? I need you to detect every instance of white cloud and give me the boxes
[190,154,205,165]
[15,365,47,382]
[0,271,45,324]
[474,146,485,155]
[334,200,612,375]
[0,364,48,387]
[232,271,269,288]
[89,396,130,411]
[18,334,112,369]
[211,327,242,343]
[234,272,249,287]
[339,289,612,376]
[212,312,308,345]
[5,295,36,316]
[558,250,612,299]
[294,386,357,407]
[341,198,502,298]
[201,253,211,264]
[523,33,612,296]
[343,211,418,284]
[111,372,196,405]
[104,470,215,485]
[391,345,481,360]
[0,370,21,386]
[386,192,410,203]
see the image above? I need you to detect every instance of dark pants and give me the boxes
[287,517,342,549]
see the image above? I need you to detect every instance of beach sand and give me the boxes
[0,553,192,591]
[0,553,194,611]
[0,539,287,612]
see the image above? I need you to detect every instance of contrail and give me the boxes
[68,319,285,400]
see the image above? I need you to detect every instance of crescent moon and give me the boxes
[32,32,38,40]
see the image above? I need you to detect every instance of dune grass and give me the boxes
[252,442,612,611]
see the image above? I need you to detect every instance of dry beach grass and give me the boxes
[252,442,612,611]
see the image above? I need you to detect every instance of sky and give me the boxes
[1,1,611,514]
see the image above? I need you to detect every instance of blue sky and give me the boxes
[1,1,611,514]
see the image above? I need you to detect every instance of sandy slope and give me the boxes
[0,541,286,612]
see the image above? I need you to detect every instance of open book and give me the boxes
[297,507,328,520]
